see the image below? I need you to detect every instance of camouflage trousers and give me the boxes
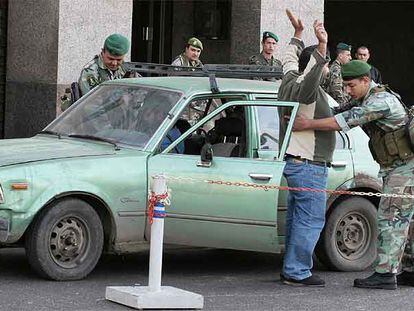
[375,161,414,273]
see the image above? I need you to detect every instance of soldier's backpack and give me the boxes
[382,85,414,152]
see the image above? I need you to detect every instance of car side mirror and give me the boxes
[197,143,213,167]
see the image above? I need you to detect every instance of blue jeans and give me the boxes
[282,159,328,280]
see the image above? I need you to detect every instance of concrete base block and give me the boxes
[105,286,204,309]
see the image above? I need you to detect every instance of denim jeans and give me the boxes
[282,158,328,280]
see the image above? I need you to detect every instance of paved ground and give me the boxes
[1,247,414,311]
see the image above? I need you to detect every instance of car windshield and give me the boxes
[45,84,182,148]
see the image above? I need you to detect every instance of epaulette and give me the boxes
[370,85,387,94]
[249,54,259,61]
[81,55,99,71]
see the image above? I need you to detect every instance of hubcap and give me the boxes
[49,216,90,268]
[335,211,371,260]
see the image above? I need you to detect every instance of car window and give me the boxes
[256,106,279,152]
[46,85,182,148]
[180,96,245,128]
[181,98,225,131]
[161,96,246,155]
[166,103,247,158]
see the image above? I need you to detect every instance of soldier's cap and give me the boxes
[262,31,279,42]
[336,42,352,52]
[104,33,130,56]
[341,60,371,80]
[187,37,203,51]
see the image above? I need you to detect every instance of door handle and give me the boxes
[249,173,273,181]
[331,161,347,168]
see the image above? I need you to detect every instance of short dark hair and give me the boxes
[298,45,317,72]
[298,45,330,72]
[357,46,369,51]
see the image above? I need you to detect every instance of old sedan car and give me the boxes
[0,76,381,280]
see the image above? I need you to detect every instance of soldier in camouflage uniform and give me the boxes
[78,33,133,97]
[249,31,282,81]
[292,60,414,290]
[323,42,352,104]
[171,37,203,68]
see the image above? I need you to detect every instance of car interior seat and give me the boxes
[211,116,245,157]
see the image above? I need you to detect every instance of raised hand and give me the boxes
[286,9,304,38]
[313,20,328,44]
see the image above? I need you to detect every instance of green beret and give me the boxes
[262,31,279,42]
[187,37,203,50]
[341,60,372,80]
[104,33,130,56]
[336,42,352,52]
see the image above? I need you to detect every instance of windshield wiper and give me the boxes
[68,134,120,150]
[38,130,62,138]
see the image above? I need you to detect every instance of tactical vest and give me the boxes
[367,86,414,167]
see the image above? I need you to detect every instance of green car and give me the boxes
[0,77,382,280]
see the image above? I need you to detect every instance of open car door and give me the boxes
[147,100,298,253]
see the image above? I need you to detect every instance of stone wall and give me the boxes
[4,0,133,138]
[230,0,262,64]
[5,0,59,138]
[229,0,324,64]
[57,0,133,113]
[0,0,8,138]
[260,0,324,61]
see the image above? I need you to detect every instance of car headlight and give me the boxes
[0,184,4,204]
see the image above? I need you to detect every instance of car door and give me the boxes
[147,100,298,253]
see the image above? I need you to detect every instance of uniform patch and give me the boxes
[87,75,99,87]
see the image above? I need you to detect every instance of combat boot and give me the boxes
[354,272,397,290]
[397,271,414,286]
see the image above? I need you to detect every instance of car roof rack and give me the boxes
[124,62,283,79]
[124,62,283,95]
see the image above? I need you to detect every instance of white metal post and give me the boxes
[105,174,203,309]
[148,175,166,292]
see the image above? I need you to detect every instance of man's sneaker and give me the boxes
[397,271,414,286]
[354,272,397,290]
[280,273,325,287]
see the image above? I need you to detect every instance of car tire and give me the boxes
[316,197,377,271]
[25,198,104,280]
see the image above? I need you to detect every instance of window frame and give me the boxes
[162,100,299,162]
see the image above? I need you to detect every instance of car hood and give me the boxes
[0,135,118,167]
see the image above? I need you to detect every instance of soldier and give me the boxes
[292,60,414,290]
[249,31,282,81]
[171,37,203,67]
[323,42,352,104]
[78,33,134,97]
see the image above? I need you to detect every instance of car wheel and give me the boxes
[25,198,104,280]
[316,197,377,271]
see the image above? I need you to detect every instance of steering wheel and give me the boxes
[196,128,207,136]
[260,133,278,145]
